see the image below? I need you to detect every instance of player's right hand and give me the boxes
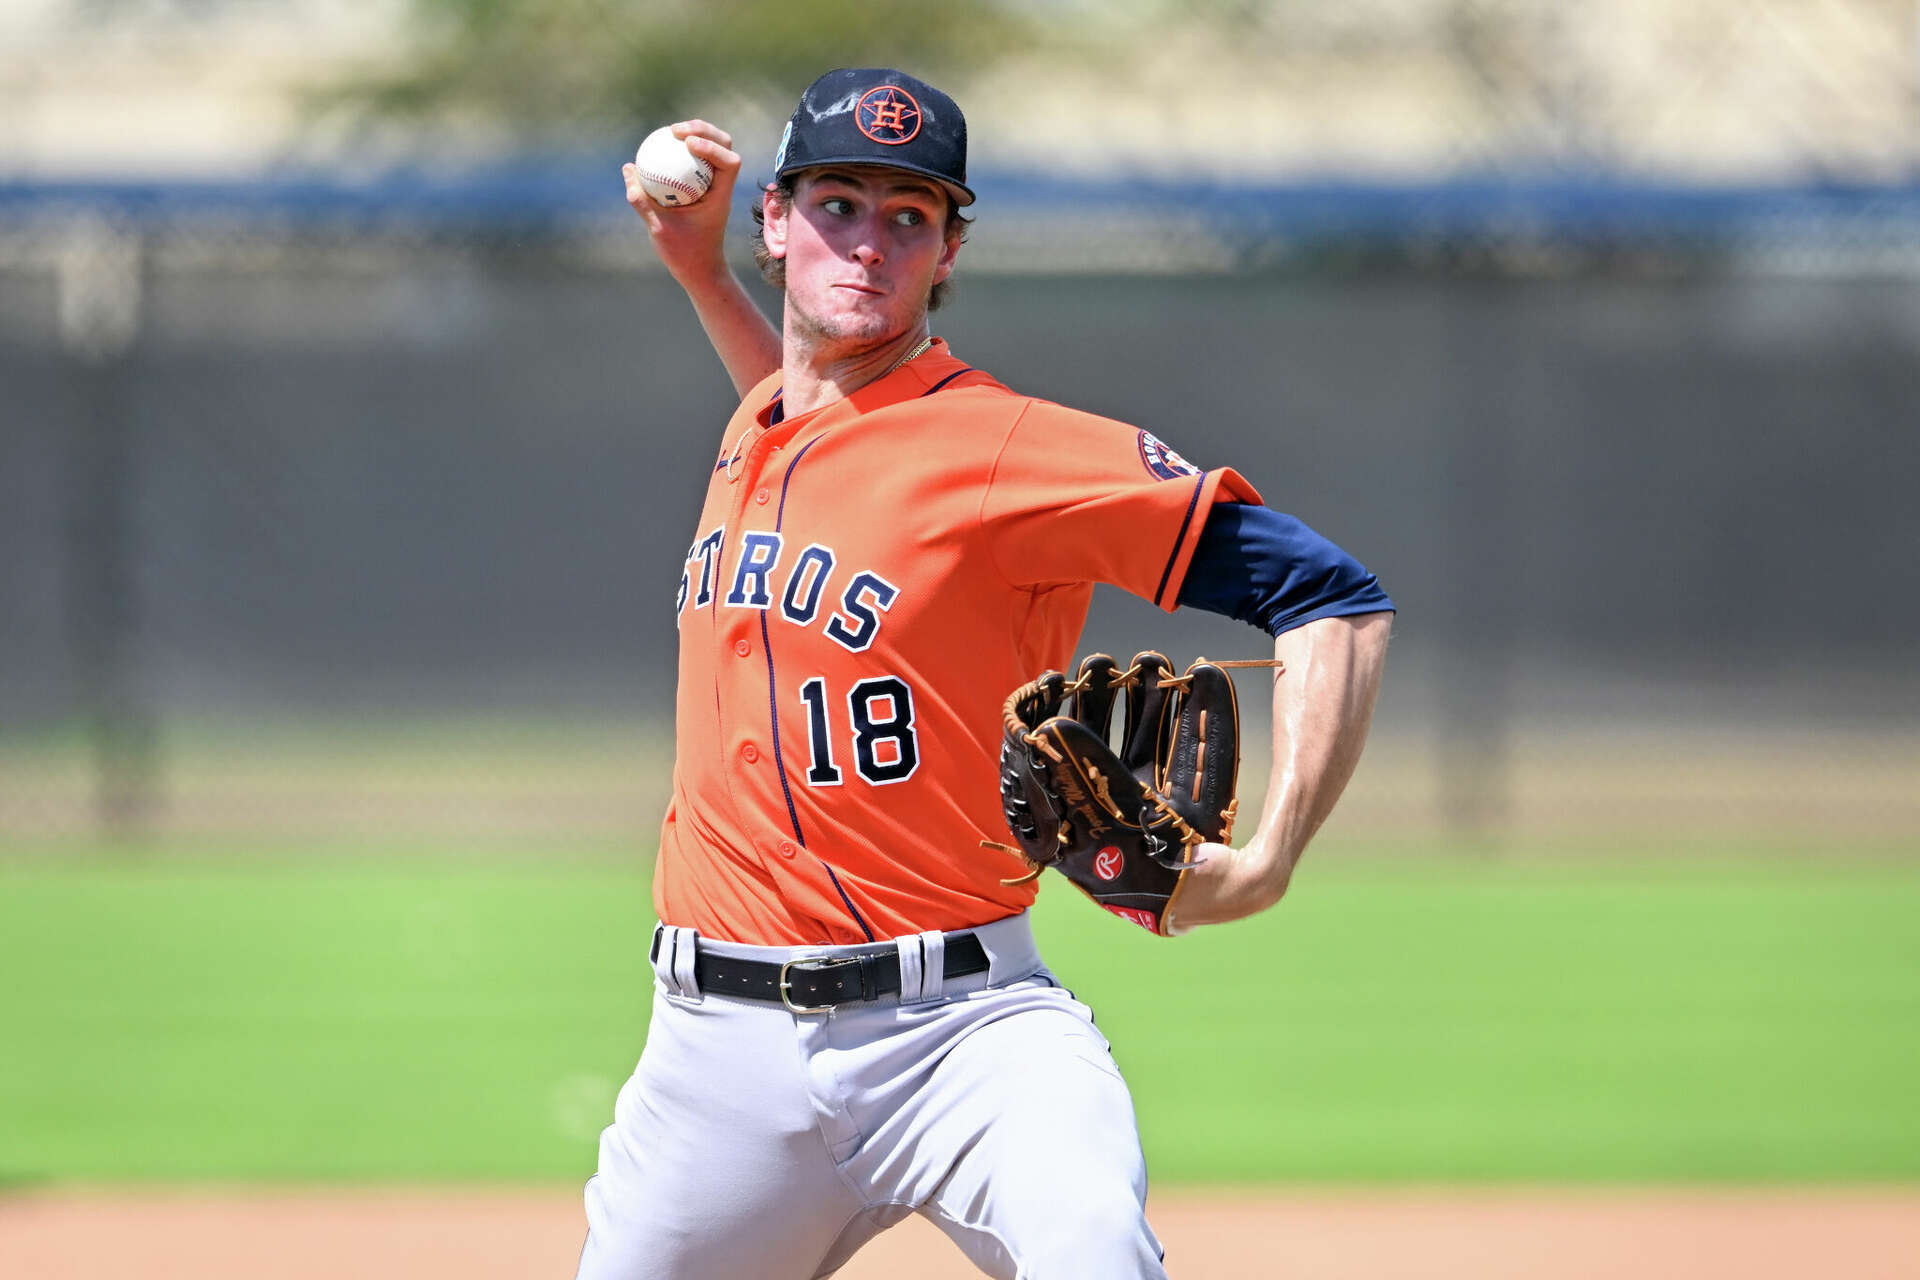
[623,120,742,289]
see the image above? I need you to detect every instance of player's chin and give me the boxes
[822,308,909,345]
[798,293,919,348]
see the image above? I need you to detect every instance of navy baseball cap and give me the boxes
[773,68,974,207]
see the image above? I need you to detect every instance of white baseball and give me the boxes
[633,127,713,207]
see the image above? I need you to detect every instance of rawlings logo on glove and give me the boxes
[987,651,1275,936]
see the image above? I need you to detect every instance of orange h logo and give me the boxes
[857,86,922,145]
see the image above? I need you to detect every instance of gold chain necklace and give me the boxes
[883,334,935,378]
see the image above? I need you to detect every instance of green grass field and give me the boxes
[2,843,1916,1186]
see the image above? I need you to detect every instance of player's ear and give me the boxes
[931,220,961,286]
[762,183,789,261]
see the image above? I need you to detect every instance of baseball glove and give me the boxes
[989,651,1270,936]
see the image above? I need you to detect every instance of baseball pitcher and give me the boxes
[580,68,1395,1279]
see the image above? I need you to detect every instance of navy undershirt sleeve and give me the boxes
[1176,502,1395,636]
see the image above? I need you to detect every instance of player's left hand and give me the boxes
[624,120,742,290]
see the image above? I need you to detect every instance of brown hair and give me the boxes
[750,174,971,312]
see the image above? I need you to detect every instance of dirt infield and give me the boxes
[3,1187,1916,1278]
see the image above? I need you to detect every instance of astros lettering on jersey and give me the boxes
[661,340,1261,945]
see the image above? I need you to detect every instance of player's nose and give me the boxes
[848,217,885,266]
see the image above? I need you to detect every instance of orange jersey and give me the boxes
[655,340,1262,945]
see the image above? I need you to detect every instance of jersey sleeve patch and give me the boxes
[1137,430,1202,481]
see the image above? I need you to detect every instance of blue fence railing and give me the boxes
[6,160,1919,250]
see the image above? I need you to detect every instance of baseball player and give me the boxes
[586,68,1394,1279]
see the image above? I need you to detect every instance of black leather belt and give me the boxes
[654,930,990,1013]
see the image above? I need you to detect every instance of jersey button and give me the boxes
[741,743,759,763]
[734,638,751,658]
[777,840,797,859]
[755,487,771,505]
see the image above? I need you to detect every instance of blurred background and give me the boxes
[3,0,1917,846]
[2,1,1917,1274]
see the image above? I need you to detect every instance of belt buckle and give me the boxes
[778,956,859,1014]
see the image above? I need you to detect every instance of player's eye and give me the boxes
[822,197,855,216]
[892,208,927,228]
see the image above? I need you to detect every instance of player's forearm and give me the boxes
[622,124,780,397]
[680,267,782,397]
[1174,611,1392,928]
[1252,610,1392,882]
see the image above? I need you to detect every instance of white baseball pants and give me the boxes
[575,912,1166,1279]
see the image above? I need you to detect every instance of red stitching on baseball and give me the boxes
[640,169,706,199]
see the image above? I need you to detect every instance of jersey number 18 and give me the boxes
[797,676,919,786]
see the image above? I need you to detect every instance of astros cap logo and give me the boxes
[857,85,922,145]
[776,69,975,205]
[1093,845,1124,881]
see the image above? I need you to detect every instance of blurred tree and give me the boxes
[326,0,1035,138]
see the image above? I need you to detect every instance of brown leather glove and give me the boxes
[992,651,1245,936]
